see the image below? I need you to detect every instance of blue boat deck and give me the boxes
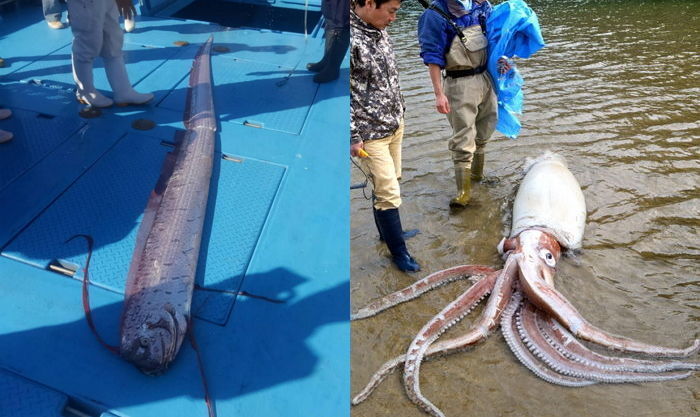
[0,2,349,416]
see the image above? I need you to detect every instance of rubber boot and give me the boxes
[449,167,472,208]
[373,207,420,242]
[375,208,421,272]
[373,206,385,241]
[105,56,154,106]
[314,28,349,84]
[72,57,114,108]
[306,30,332,72]
[471,149,484,182]
[124,17,136,33]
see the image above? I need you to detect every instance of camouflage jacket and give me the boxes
[350,10,405,144]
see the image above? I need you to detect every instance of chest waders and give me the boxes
[429,7,497,208]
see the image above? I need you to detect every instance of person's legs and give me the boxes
[362,136,401,211]
[307,29,333,72]
[387,120,403,180]
[362,130,420,272]
[43,0,64,28]
[123,17,136,32]
[472,75,498,181]
[314,27,350,83]
[445,76,480,207]
[102,2,152,105]
[69,0,113,107]
[374,207,420,272]
[123,7,137,33]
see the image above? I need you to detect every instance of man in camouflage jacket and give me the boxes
[350,0,420,273]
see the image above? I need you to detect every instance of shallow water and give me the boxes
[351,1,699,416]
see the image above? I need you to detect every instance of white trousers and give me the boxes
[68,0,123,63]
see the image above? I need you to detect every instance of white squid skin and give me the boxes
[511,153,586,250]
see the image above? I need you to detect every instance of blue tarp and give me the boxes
[486,0,545,138]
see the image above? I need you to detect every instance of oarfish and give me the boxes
[119,36,217,375]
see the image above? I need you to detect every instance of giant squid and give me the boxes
[351,153,699,417]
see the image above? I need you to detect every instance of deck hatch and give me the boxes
[0,108,84,192]
[191,155,286,325]
[3,132,285,326]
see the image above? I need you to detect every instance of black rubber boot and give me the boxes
[374,206,419,241]
[375,208,421,272]
[314,28,350,84]
[306,30,332,72]
[373,206,385,241]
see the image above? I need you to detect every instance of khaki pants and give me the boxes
[444,72,498,170]
[362,122,404,210]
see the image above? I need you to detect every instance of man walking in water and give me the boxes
[418,0,503,208]
[350,0,420,273]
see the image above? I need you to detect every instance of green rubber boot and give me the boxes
[449,167,472,208]
[471,150,484,182]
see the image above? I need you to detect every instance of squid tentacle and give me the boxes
[352,265,495,320]
[352,269,500,406]
[403,258,517,417]
[517,302,694,383]
[516,256,700,358]
[502,292,596,387]
[535,311,700,373]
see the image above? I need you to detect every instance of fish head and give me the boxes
[514,229,561,287]
[120,304,188,375]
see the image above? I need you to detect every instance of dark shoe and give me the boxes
[0,129,13,143]
[375,208,421,272]
[47,20,66,29]
[306,60,326,73]
[313,67,339,83]
[449,167,472,208]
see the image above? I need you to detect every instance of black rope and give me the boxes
[350,156,373,201]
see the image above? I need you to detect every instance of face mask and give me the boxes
[456,0,472,10]
[448,0,472,17]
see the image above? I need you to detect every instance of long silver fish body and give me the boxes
[510,152,587,251]
[120,37,216,375]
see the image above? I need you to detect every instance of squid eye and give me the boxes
[539,249,556,267]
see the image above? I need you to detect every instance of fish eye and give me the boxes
[539,249,556,267]
[140,337,149,347]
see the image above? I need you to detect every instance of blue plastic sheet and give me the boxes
[486,0,545,138]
